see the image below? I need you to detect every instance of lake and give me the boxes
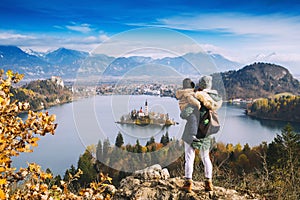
[13,95,300,175]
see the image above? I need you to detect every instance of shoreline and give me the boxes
[246,111,300,123]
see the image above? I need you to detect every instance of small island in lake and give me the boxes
[116,100,178,127]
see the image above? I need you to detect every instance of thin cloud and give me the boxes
[0,32,35,40]
[0,30,109,52]
[145,13,300,67]
[65,23,93,33]
[156,13,300,39]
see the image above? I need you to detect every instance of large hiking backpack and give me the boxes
[196,105,220,139]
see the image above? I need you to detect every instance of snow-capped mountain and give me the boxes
[44,47,88,65]
[0,45,91,78]
[253,52,277,62]
[23,48,46,58]
[0,45,51,77]
[0,45,242,78]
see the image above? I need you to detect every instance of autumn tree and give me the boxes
[0,70,57,198]
[0,70,113,199]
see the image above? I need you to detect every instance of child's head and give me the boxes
[182,78,195,89]
[198,75,212,90]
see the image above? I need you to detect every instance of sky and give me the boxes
[1,0,300,73]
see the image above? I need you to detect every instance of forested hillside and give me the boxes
[11,79,72,110]
[218,62,300,99]
[60,124,300,199]
[247,93,300,122]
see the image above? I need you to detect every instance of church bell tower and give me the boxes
[145,100,149,116]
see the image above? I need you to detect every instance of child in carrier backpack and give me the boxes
[176,76,222,192]
[175,78,201,142]
[175,78,201,117]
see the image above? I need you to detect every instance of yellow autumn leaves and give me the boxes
[0,70,57,199]
[0,70,114,199]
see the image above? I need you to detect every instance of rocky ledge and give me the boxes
[112,164,260,200]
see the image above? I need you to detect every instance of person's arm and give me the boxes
[187,95,201,110]
[195,91,222,110]
[181,89,201,110]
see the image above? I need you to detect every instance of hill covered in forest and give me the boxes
[247,93,300,122]
[219,63,300,100]
[11,78,72,111]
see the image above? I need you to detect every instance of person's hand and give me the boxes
[192,136,200,142]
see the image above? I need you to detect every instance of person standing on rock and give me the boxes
[179,75,222,192]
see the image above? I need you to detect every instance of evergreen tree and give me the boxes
[276,124,299,180]
[146,136,155,146]
[135,139,143,153]
[77,150,97,187]
[96,140,103,161]
[63,165,77,181]
[160,135,165,145]
[165,131,170,144]
[267,124,300,168]
[45,168,53,185]
[266,124,300,198]
[102,138,111,164]
[63,165,80,192]
[115,132,124,147]
[160,132,170,146]
[53,175,62,187]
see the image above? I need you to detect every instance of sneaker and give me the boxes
[204,179,213,191]
[182,179,193,192]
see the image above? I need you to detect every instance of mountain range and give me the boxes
[0,45,241,79]
[1,45,299,99]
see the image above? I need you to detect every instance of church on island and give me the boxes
[117,100,176,127]
[130,100,149,120]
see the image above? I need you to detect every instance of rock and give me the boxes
[113,164,261,200]
[133,164,169,180]
[161,168,170,180]
[105,184,117,195]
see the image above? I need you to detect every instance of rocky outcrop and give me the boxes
[113,164,260,200]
